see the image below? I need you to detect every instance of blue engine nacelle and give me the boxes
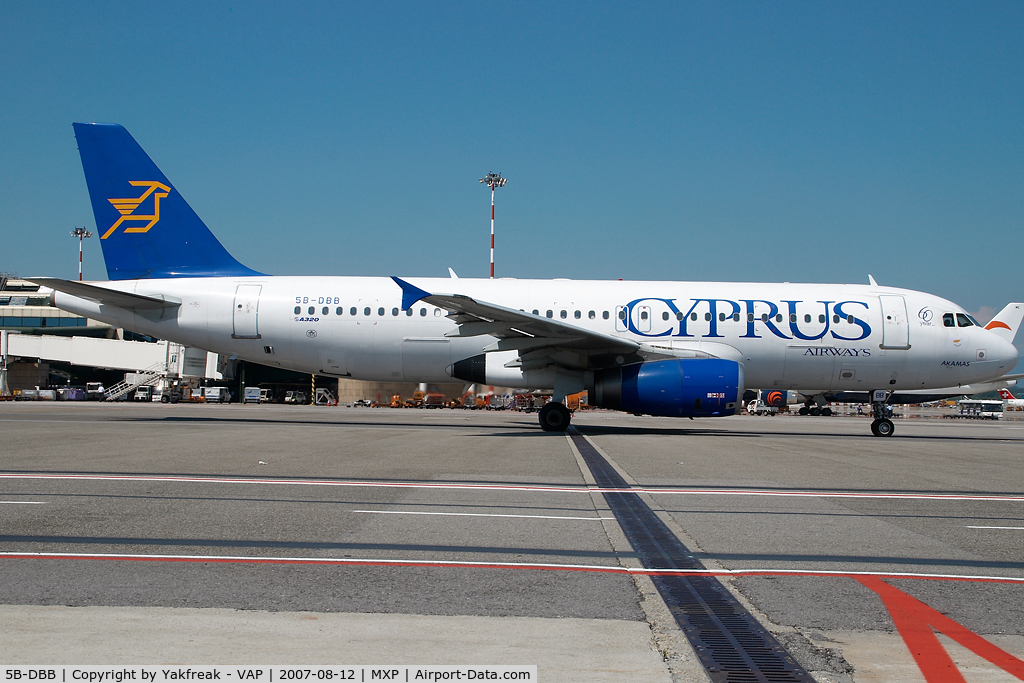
[587,358,744,418]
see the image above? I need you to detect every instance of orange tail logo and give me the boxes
[986,320,1012,331]
[101,181,171,239]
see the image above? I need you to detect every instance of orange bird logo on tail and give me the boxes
[101,180,171,239]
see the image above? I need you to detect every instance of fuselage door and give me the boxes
[635,305,652,333]
[614,305,628,332]
[879,295,910,349]
[232,284,262,339]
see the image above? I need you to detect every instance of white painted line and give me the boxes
[353,510,614,520]
[0,473,1021,502]
[1,551,1023,584]
[966,526,1024,530]
[0,501,44,504]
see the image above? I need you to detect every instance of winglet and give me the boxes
[868,274,878,286]
[391,276,432,311]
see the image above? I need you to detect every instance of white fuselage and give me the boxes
[53,276,1019,393]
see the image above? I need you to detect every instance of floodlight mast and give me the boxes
[70,226,93,281]
[478,173,507,278]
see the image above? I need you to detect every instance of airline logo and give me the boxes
[764,391,786,407]
[100,181,171,239]
[998,389,1014,399]
[986,320,1012,331]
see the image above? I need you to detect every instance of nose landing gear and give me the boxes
[870,390,895,437]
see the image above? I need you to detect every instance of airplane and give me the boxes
[32,123,1021,438]
[998,388,1024,410]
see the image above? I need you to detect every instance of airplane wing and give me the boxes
[27,277,181,310]
[392,277,641,369]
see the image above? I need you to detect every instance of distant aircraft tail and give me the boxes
[73,122,262,280]
[984,303,1024,343]
[998,388,1015,400]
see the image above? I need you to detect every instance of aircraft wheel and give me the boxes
[821,407,833,417]
[871,418,895,437]
[539,402,572,432]
[809,406,821,416]
[798,406,809,416]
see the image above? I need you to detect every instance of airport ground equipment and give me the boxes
[954,399,1004,419]
[104,361,165,401]
[41,122,1022,437]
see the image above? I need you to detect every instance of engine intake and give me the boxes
[587,358,744,418]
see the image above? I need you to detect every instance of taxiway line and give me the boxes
[1,473,1021,502]
[5,551,1021,583]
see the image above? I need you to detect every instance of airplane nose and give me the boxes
[991,335,1020,371]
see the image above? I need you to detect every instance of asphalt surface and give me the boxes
[2,402,1023,681]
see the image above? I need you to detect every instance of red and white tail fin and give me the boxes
[984,303,1024,343]
[998,388,1014,400]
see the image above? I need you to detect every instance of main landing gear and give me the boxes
[870,392,895,437]
[798,404,833,416]
[539,402,572,432]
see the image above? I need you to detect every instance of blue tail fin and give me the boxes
[73,122,262,280]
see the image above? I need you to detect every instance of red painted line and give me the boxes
[2,473,1022,501]
[858,576,1024,682]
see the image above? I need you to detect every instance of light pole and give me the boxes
[478,173,507,278]
[70,227,93,281]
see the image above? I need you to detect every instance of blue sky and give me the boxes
[2,2,1021,337]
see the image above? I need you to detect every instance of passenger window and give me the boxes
[560,310,567,319]
[640,311,648,320]
[762,313,769,322]
[833,315,840,323]
[790,314,797,323]
[702,312,709,321]
[691,313,698,321]
[719,312,726,322]
[956,313,973,327]
[603,311,610,320]
[336,307,343,315]
[532,309,539,315]
[350,307,357,316]
[546,310,553,319]
[847,315,854,324]
[733,313,740,322]
[818,314,825,323]
[377,307,385,316]
[322,307,329,315]
[676,312,684,320]
[364,307,371,316]
[805,314,811,323]
[392,308,399,316]
[617,310,625,320]
[419,308,426,316]
[308,306,315,315]
[748,313,754,322]
[294,306,301,314]
[662,312,670,321]
[776,314,783,323]
[406,308,413,316]
[589,311,596,320]
[574,310,581,319]
[434,308,441,317]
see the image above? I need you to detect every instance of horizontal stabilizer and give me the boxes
[27,277,180,310]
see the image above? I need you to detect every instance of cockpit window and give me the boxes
[943,313,955,327]
[956,313,974,327]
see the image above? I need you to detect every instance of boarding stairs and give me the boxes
[104,361,166,401]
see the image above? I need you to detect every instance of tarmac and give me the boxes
[1,403,1023,682]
